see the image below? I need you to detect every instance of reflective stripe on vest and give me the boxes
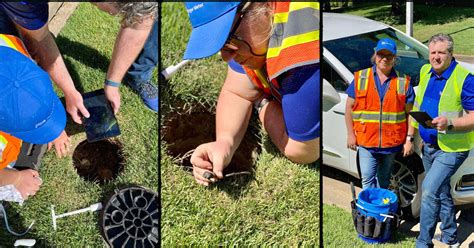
[0,34,29,57]
[243,2,319,101]
[412,63,474,152]
[0,132,22,169]
[352,110,406,123]
[352,67,410,148]
[267,2,319,80]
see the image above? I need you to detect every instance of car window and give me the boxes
[322,58,348,92]
[324,27,428,85]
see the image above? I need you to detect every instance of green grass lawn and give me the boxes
[161,2,319,246]
[323,204,417,247]
[0,3,157,246]
[333,2,474,55]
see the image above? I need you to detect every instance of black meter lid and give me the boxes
[100,186,158,247]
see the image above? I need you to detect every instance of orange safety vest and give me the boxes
[242,2,319,101]
[0,132,22,170]
[0,34,30,169]
[352,67,410,148]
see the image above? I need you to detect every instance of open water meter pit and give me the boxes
[73,139,125,184]
[162,107,261,174]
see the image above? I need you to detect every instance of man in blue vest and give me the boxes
[412,33,474,248]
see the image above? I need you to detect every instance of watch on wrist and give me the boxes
[447,119,454,131]
[406,135,414,142]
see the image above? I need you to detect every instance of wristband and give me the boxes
[104,79,121,87]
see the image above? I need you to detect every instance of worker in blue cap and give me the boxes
[183,2,320,186]
[0,43,67,202]
[345,37,416,189]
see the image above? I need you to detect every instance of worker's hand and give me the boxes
[432,116,448,131]
[104,85,121,114]
[12,169,42,200]
[347,132,358,151]
[48,131,71,158]
[403,140,414,157]
[190,140,233,186]
[64,89,90,124]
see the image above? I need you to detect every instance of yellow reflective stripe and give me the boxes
[0,136,7,162]
[273,12,288,24]
[266,30,319,58]
[356,70,362,91]
[289,2,320,12]
[353,110,405,115]
[353,111,406,123]
[357,68,370,91]
[274,2,320,24]
[0,34,16,50]
[363,68,370,90]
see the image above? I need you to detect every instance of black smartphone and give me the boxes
[409,111,434,129]
[82,89,121,142]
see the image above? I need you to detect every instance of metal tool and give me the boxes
[0,203,34,236]
[203,171,252,183]
[350,181,357,203]
[51,203,102,231]
[159,60,191,81]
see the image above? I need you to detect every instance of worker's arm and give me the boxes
[0,168,41,200]
[433,110,474,131]
[103,16,155,114]
[191,67,260,185]
[16,24,90,124]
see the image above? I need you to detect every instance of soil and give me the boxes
[162,107,261,174]
[73,139,125,184]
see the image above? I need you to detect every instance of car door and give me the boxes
[322,54,359,178]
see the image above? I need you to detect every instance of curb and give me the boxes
[48,2,79,37]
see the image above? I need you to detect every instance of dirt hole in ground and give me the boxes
[73,139,125,184]
[162,107,261,174]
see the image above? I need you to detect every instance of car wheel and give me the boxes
[461,207,474,224]
[388,153,424,220]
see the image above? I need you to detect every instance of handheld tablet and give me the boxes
[82,89,121,142]
[409,111,434,129]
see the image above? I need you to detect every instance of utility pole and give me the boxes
[406,1,413,37]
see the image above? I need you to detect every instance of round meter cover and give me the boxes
[100,186,158,247]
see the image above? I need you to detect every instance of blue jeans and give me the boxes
[358,147,397,189]
[415,145,469,248]
[125,19,158,86]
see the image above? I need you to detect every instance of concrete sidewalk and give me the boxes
[323,175,474,247]
[48,2,79,37]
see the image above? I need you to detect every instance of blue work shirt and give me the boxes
[0,2,48,31]
[346,66,415,154]
[418,59,474,145]
[229,59,320,141]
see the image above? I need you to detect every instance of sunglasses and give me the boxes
[376,53,395,59]
[224,2,267,57]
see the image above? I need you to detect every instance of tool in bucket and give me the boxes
[350,182,401,244]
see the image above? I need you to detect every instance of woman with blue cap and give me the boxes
[345,38,416,189]
[182,2,320,185]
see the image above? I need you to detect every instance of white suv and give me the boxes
[322,12,474,218]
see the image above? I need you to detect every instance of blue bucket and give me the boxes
[356,188,398,244]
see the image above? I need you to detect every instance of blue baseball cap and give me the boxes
[375,38,397,55]
[0,47,66,144]
[183,2,241,59]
